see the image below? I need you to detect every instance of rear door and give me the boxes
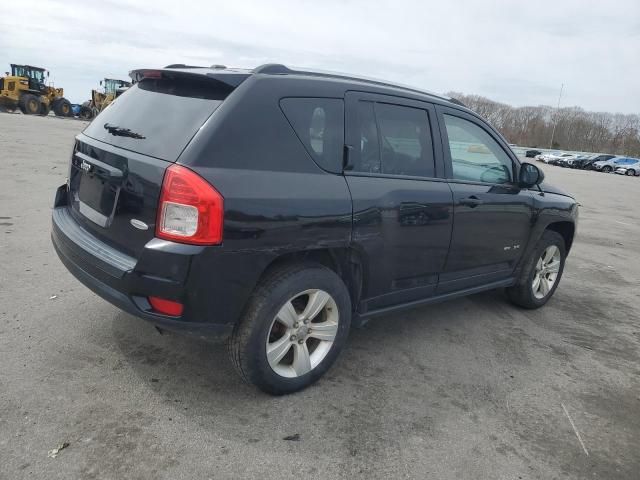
[344,92,453,312]
[435,105,535,293]
[67,72,239,257]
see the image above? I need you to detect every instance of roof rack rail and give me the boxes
[448,97,466,107]
[210,64,227,69]
[252,63,453,103]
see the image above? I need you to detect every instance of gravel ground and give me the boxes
[1,112,639,479]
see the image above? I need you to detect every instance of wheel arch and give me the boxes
[545,221,575,252]
[257,247,366,312]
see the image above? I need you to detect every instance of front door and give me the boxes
[344,92,453,312]
[435,105,535,293]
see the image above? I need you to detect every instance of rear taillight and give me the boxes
[156,165,223,245]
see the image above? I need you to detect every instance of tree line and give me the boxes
[448,92,640,157]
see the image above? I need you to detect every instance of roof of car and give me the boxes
[136,63,465,107]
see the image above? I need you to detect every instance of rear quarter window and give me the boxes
[280,97,344,173]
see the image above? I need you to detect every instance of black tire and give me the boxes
[53,98,71,117]
[39,101,50,116]
[228,262,351,395]
[506,230,566,309]
[19,94,40,115]
[601,165,612,173]
[79,106,93,120]
[625,169,635,176]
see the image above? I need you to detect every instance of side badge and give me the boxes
[130,219,149,231]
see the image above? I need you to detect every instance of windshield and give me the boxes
[12,65,45,83]
[104,79,130,95]
[82,76,232,161]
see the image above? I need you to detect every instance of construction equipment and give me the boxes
[0,64,71,116]
[79,78,131,120]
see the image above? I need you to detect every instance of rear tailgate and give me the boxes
[67,70,244,257]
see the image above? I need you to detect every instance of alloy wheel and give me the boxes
[266,289,339,378]
[532,245,561,299]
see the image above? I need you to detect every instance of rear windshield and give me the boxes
[82,77,230,161]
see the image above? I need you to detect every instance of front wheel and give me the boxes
[626,169,635,176]
[53,98,72,117]
[228,263,351,395]
[601,165,612,173]
[506,230,566,309]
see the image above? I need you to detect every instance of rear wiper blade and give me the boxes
[103,123,146,139]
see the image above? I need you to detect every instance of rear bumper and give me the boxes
[51,186,234,341]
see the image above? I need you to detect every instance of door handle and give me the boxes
[460,196,483,208]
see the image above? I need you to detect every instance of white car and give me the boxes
[536,152,577,164]
[536,152,560,163]
[615,165,640,176]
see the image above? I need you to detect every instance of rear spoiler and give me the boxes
[129,68,250,89]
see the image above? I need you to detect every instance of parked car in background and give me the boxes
[547,153,577,166]
[554,154,579,167]
[566,155,592,168]
[536,152,560,163]
[526,149,542,158]
[594,157,640,173]
[615,165,640,176]
[582,154,616,170]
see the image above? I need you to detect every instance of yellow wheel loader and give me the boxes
[0,64,72,116]
[79,78,131,120]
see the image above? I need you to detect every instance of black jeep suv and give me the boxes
[52,64,577,394]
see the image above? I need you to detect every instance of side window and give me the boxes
[375,103,435,177]
[351,100,435,177]
[353,101,381,173]
[442,114,513,184]
[280,97,344,173]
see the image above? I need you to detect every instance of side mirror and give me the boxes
[519,163,544,188]
[100,80,103,86]
[46,71,49,77]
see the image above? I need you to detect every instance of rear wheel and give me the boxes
[228,263,351,395]
[39,101,50,116]
[53,98,71,117]
[19,94,40,115]
[506,230,566,309]
[79,105,94,120]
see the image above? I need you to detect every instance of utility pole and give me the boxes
[549,83,564,149]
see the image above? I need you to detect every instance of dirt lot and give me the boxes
[1,112,639,479]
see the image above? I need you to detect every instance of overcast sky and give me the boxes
[1,0,638,113]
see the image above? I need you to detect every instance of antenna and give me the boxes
[549,83,564,149]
